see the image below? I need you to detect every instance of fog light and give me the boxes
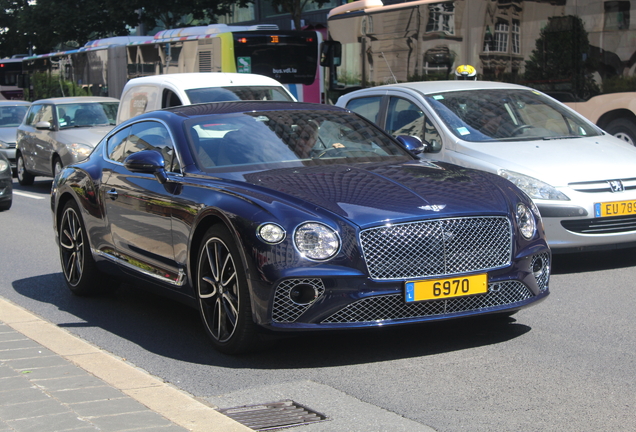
[289,284,318,305]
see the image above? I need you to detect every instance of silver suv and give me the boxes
[16,96,118,185]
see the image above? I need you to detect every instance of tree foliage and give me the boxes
[524,15,599,99]
[269,0,331,31]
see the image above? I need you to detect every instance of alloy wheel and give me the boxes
[59,206,85,286]
[197,236,240,343]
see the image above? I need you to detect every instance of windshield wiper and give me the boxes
[543,135,583,140]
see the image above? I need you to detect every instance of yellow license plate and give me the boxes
[595,200,636,217]
[405,274,488,303]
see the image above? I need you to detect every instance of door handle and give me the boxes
[107,188,118,200]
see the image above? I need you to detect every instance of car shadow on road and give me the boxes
[551,246,636,275]
[12,273,531,369]
[11,178,53,196]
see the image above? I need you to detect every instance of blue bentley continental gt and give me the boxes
[51,101,550,354]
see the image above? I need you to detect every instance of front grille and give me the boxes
[322,280,532,323]
[272,279,325,323]
[561,215,636,234]
[569,178,636,193]
[532,252,550,291]
[360,217,512,280]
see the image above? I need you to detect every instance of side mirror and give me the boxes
[35,121,52,130]
[123,150,168,184]
[320,41,342,67]
[396,135,426,155]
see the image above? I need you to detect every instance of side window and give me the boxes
[162,90,183,108]
[126,122,181,173]
[25,105,43,126]
[107,127,131,163]
[38,105,54,124]
[345,96,382,123]
[387,97,442,152]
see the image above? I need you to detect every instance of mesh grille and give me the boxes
[360,217,512,280]
[322,281,532,323]
[272,279,325,323]
[532,252,550,291]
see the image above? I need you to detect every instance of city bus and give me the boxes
[22,24,323,103]
[0,56,26,100]
[323,0,636,144]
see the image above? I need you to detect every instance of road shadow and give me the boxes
[551,246,636,275]
[12,273,531,370]
[12,178,53,196]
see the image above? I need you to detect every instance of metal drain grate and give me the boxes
[218,400,328,430]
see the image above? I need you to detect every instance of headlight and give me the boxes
[0,159,8,172]
[499,169,569,201]
[0,140,7,149]
[516,203,536,239]
[294,222,340,260]
[68,143,93,159]
[257,223,286,244]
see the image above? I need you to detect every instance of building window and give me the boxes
[511,20,520,54]
[426,3,455,35]
[604,1,630,30]
[493,21,509,53]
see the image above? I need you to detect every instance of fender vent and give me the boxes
[218,400,328,430]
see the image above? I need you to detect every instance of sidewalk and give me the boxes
[0,297,251,432]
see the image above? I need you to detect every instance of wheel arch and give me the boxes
[596,109,636,130]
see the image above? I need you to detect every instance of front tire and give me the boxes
[196,225,258,354]
[16,153,34,186]
[53,157,63,178]
[58,200,108,295]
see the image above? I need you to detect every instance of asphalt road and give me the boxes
[1,178,635,431]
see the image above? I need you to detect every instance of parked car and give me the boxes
[0,152,12,210]
[51,101,550,353]
[0,100,31,175]
[16,96,119,185]
[116,73,295,124]
[337,81,636,253]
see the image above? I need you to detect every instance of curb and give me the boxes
[0,296,251,432]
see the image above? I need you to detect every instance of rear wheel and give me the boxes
[605,118,636,146]
[58,200,109,295]
[196,225,258,354]
[16,153,34,186]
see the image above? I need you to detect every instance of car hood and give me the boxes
[0,127,18,144]
[237,159,513,228]
[56,126,114,146]
[455,135,636,186]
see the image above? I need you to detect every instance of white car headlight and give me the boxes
[294,222,340,260]
[69,143,93,159]
[499,169,569,201]
[516,203,537,239]
[0,140,8,149]
[0,159,9,172]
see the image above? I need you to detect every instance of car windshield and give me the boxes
[0,105,28,127]
[425,89,601,142]
[185,86,293,103]
[57,102,118,129]
[188,109,411,169]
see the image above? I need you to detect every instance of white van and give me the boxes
[116,73,296,124]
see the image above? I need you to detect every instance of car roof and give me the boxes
[0,100,31,106]
[123,73,286,90]
[349,80,531,96]
[31,96,120,105]
[129,101,347,123]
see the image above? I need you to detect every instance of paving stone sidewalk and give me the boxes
[0,298,251,432]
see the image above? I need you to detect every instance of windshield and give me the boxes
[425,89,601,142]
[0,105,29,127]
[185,86,293,104]
[57,102,118,129]
[188,109,411,169]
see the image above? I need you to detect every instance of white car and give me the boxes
[337,81,636,253]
